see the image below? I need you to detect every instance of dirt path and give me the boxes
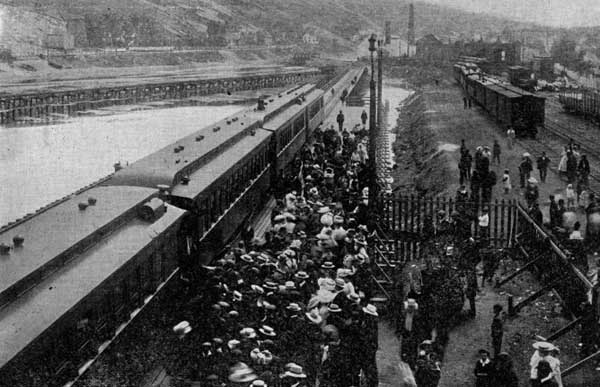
[377,321,415,387]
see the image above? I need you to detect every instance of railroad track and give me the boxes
[516,104,600,195]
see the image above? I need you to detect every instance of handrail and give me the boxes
[516,203,593,289]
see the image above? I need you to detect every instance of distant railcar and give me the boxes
[559,88,600,121]
[454,63,545,138]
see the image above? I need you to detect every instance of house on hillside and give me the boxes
[302,33,319,45]
[416,34,452,62]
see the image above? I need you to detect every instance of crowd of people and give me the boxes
[167,113,386,387]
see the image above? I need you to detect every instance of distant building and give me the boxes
[532,56,555,80]
[302,33,319,45]
[388,35,415,57]
[456,40,522,65]
[416,34,452,62]
[45,32,75,51]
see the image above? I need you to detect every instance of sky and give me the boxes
[421,0,600,27]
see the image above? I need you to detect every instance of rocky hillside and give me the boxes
[0,0,538,54]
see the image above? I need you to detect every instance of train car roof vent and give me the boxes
[250,128,256,136]
[12,235,24,247]
[78,202,89,211]
[174,147,181,153]
[178,145,184,151]
[213,126,221,132]
[195,135,205,142]
[226,120,231,125]
[139,198,166,222]
[88,197,97,206]
[157,184,171,195]
[181,176,190,185]
[0,243,10,255]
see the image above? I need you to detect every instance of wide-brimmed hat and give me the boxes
[274,214,285,222]
[251,284,265,294]
[280,363,307,379]
[320,278,336,292]
[240,327,257,339]
[250,380,267,387]
[228,339,241,350]
[286,302,302,312]
[233,291,243,301]
[317,289,336,303]
[347,292,360,303]
[228,362,257,383]
[264,281,278,290]
[228,310,239,318]
[321,261,335,270]
[337,268,352,278]
[528,177,538,184]
[239,253,253,262]
[328,303,342,313]
[305,309,323,324]
[259,325,276,337]
[173,321,192,336]
[533,341,556,351]
[218,301,230,308]
[362,304,378,316]
[334,278,345,290]
[294,271,309,280]
[318,206,331,214]
[333,215,344,224]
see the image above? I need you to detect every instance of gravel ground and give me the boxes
[387,62,599,386]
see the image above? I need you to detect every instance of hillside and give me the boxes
[0,0,541,54]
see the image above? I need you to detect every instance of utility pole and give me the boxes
[377,39,384,129]
[368,34,378,214]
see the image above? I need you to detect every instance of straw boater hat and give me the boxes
[320,278,336,292]
[284,281,296,290]
[250,380,267,387]
[445,246,454,256]
[533,341,556,351]
[264,281,278,290]
[334,278,345,291]
[228,362,257,383]
[404,298,419,310]
[321,261,335,270]
[328,303,342,313]
[294,271,309,280]
[318,206,331,214]
[337,268,352,278]
[280,363,307,379]
[241,254,254,263]
[286,303,302,312]
[240,327,257,339]
[528,177,538,184]
[259,325,276,337]
[362,304,378,316]
[218,301,230,308]
[228,310,239,318]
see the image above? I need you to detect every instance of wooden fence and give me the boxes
[377,195,518,263]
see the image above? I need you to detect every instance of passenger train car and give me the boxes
[0,67,365,387]
[454,63,545,138]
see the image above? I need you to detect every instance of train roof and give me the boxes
[108,84,317,190]
[262,89,323,131]
[0,186,157,309]
[171,128,272,200]
[0,203,186,369]
[487,84,522,98]
[106,111,261,189]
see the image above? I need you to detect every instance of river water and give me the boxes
[0,105,243,225]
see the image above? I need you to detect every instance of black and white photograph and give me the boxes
[0,1,599,386]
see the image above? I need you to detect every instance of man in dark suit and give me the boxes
[474,349,494,387]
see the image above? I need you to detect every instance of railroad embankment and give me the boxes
[391,92,455,196]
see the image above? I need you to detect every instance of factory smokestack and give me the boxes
[385,21,391,44]
[408,3,415,46]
